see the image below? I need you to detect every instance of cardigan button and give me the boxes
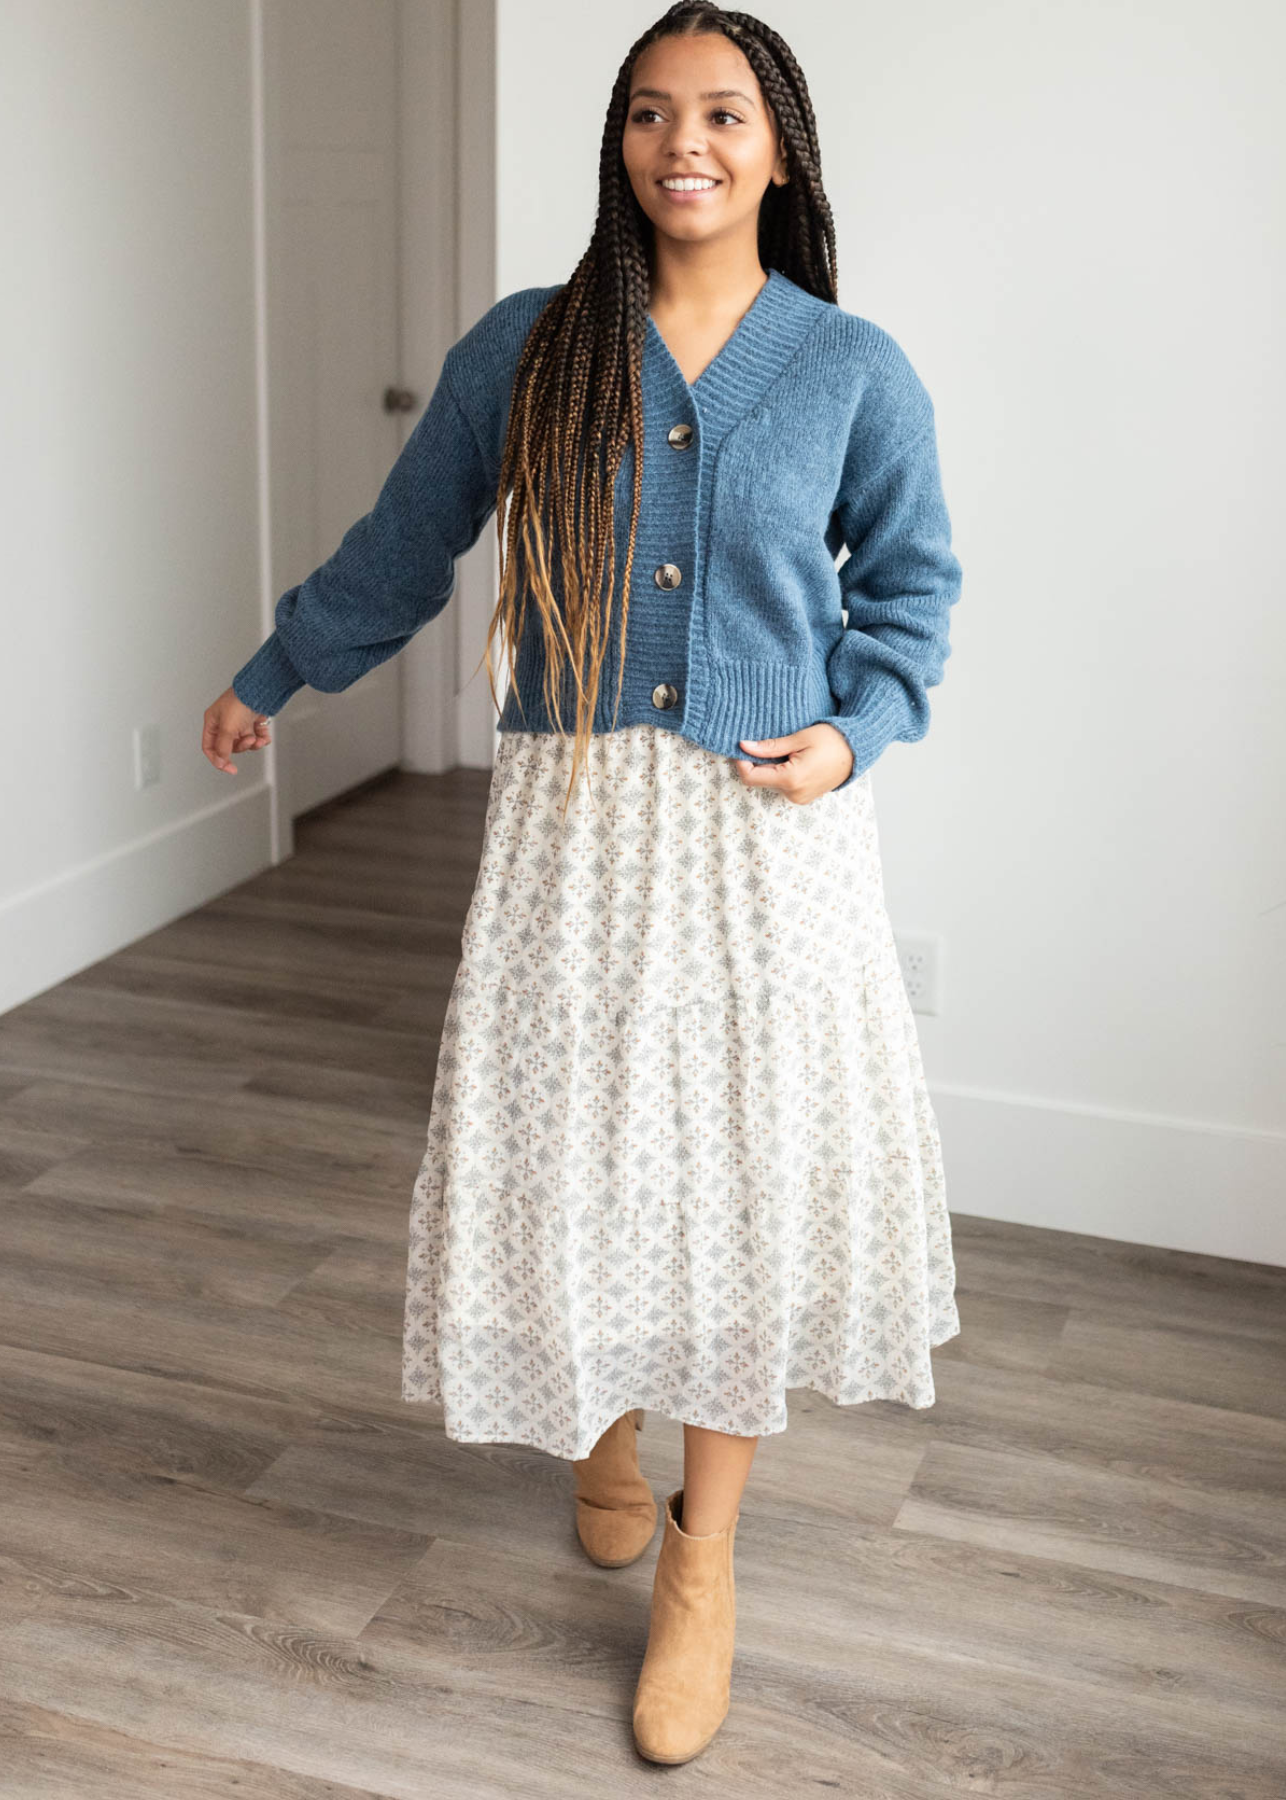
[654,563,682,589]
[667,422,693,450]
[651,682,679,710]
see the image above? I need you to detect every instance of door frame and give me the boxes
[248,0,485,865]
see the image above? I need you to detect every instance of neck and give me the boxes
[646,244,769,317]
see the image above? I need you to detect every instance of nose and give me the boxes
[661,115,709,159]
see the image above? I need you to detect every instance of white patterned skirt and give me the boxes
[401,722,960,1461]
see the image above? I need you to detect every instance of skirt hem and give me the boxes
[399,1315,963,1463]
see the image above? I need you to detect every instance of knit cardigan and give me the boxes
[231,267,962,790]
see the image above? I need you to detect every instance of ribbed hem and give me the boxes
[498,656,844,775]
[689,657,835,752]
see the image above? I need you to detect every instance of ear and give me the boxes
[772,139,790,186]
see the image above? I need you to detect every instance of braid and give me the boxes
[480,2,838,814]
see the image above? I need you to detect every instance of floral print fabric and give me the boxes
[401,723,960,1461]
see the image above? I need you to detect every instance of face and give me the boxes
[621,32,788,249]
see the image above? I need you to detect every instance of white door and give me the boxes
[261,0,405,820]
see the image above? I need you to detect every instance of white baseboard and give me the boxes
[932,1083,1285,1268]
[1,782,274,1016]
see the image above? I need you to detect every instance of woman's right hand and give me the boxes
[202,687,273,774]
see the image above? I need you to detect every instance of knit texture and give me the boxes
[231,267,962,789]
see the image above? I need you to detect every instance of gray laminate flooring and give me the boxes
[1,767,1282,1798]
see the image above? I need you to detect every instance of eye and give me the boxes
[628,106,746,126]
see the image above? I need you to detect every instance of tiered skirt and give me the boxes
[401,723,960,1462]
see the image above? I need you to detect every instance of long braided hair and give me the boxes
[480,2,838,812]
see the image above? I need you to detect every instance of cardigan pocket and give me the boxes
[704,509,848,669]
[714,404,841,536]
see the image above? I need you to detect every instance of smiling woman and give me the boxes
[217,0,963,1771]
[406,3,959,1769]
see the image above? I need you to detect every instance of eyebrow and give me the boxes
[628,87,758,108]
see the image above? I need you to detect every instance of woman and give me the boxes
[203,1,963,1766]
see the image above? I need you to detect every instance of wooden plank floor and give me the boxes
[1,766,1283,1798]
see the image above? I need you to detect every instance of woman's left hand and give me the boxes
[734,724,854,803]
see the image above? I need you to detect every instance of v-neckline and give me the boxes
[645,268,781,397]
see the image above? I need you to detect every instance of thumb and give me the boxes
[739,732,806,752]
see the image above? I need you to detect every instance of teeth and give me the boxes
[661,177,718,190]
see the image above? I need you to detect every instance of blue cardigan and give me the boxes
[232,267,962,789]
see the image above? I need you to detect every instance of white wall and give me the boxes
[495,0,1286,1261]
[0,1,273,1006]
[1,1,1280,1262]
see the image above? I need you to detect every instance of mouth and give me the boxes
[656,176,723,204]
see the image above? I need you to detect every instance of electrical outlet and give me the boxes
[893,930,942,1016]
[134,722,162,790]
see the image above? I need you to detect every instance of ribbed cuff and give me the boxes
[813,702,902,790]
[816,718,863,789]
[231,630,306,716]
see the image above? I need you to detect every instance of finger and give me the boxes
[735,757,791,790]
[213,716,237,771]
[201,716,231,772]
[738,749,793,779]
[740,734,807,755]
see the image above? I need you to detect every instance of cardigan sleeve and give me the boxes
[814,401,962,789]
[230,352,497,717]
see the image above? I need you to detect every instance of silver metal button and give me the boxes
[667,422,693,450]
[654,563,682,590]
[651,682,679,710]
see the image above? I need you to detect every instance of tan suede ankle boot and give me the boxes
[571,1408,657,1567]
[632,1486,739,1764]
